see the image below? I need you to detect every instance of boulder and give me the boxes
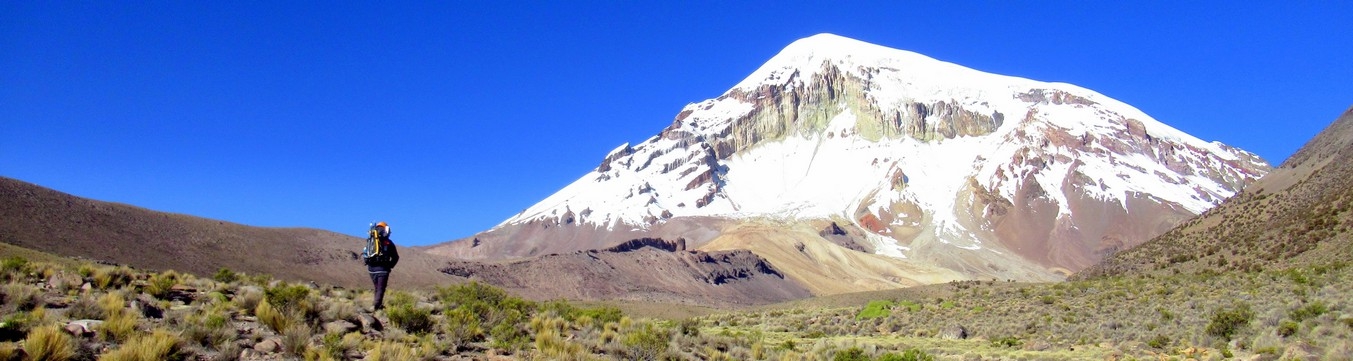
[939,325,968,340]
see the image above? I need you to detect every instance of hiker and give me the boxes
[361,221,399,311]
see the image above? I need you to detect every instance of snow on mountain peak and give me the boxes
[483,34,1270,276]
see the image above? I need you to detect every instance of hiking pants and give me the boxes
[368,266,391,310]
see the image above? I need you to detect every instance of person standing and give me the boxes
[361,221,399,311]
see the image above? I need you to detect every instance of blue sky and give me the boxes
[4,2,1351,246]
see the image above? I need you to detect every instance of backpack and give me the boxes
[362,224,400,267]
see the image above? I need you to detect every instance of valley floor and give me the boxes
[1,245,1350,360]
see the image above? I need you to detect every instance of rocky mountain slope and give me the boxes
[440,238,810,307]
[0,176,455,289]
[1077,106,1353,278]
[429,34,1270,293]
[0,176,808,305]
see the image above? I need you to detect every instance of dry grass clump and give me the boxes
[22,325,76,361]
[100,329,187,361]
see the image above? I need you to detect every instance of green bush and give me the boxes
[1205,303,1254,341]
[992,336,1022,348]
[264,283,312,315]
[1290,301,1327,322]
[0,257,28,281]
[443,306,483,351]
[576,305,623,325]
[833,347,869,361]
[1147,334,1171,349]
[879,348,935,361]
[1278,320,1299,337]
[621,322,670,360]
[386,304,433,334]
[212,268,239,283]
[857,300,893,319]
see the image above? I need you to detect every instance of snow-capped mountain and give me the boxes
[429,34,1269,290]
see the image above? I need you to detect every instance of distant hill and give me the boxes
[0,176,456,289]
[1078,106,1353,278]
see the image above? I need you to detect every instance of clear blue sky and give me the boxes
[4,2,1350,246]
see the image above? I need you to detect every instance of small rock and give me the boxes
[323,320,359,335]
[65,320,103,337]
[253,338,281,353]
[357,314,382,333]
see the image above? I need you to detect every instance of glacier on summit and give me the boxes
[432,33,1270,287]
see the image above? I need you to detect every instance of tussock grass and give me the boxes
[98,310,139,343]
[100,329,186,361]
[22,325,75,361]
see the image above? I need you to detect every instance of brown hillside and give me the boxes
[0,176,456,289]
[439,238,812,307]
[1077,106,1353,278]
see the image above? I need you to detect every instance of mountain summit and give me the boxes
[429,34,1270,293]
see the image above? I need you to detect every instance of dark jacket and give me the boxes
[363,239,400,269]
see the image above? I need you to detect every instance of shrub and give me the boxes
[93,267,134,290]
[182,306,231,348]
[888,348,935,361]
[575,305,623,325]
[234,287,263,315]
[442,306,482,352]
[1290,301,1328,322]
[212,268,238,284]
[264,283,312,316]
[621,322,670,360]
[318,298,357,324]
[2,283,40,312]
[1147,334,1171,349]
[1278,320,1299,337]
[0,343,22,361]
[488,311,529,351]
[0,257,27,281]
[145,271,179,300]
[255,300,295,333]
[100,329,187,361]
[23,325,75,361]
[833,347,869,361]
[857,300,893,319]
[365,341,418,361]
[65,295,105,320]
[677,318,700,337]
[317,332,362,360]
[281,324,312,356]
[991,336,1022,348]
[386,304,433,335]
[534,322,585,360]
[1205,303,1254,341]
[99,292,127,318]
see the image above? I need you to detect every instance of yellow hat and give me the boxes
[376,221,387,227]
